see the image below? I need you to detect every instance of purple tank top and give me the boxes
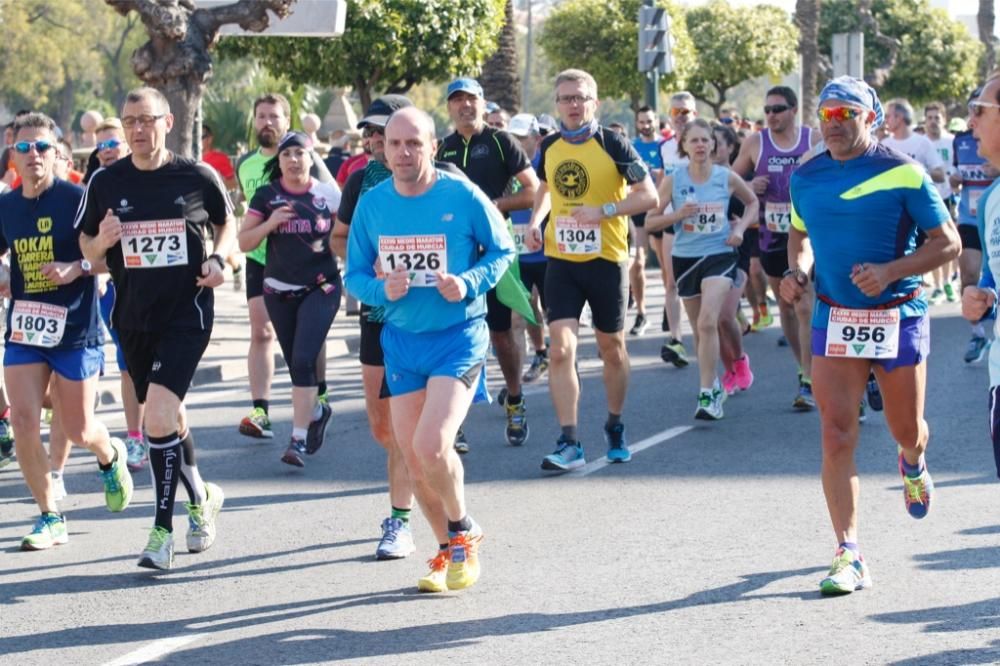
[755,126,811,250]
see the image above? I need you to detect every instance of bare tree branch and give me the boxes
[858,0,900,89]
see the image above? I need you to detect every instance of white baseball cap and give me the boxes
[508,113,539,137]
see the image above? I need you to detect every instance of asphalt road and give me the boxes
[1,281,998,666]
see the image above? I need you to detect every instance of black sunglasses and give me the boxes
[763,104,791,115]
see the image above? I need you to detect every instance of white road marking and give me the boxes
[571,425,693,477]
[103,634,207,666]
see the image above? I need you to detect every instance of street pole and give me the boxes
[644,0,658,113]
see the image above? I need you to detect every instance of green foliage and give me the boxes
[217,0,506,106]
[684,2,799,113]
[538,0,695,106]
[818,0,983,104]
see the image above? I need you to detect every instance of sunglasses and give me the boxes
[817,106,864,123]
[97,138,122,151]
[719,117,735,125]
[763,104,790,115]
[670,107,693,117]
[13,140,54,154]
[968,100,1000,118]
[361,126,384,138]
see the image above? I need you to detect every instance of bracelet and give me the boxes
[208,254,226,271]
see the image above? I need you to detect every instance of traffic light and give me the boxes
[638,5,672,74]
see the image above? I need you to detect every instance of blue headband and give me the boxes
[818,76,884,130]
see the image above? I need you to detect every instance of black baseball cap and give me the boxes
[357,94,413,129]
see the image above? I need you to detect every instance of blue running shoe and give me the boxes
[605,423,631,463]
[899,452,933,519]
[541,436,585,472]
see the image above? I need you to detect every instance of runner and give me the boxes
[524,68,658,470]
[238,131,341,468]
[646,118,758,418]
[780,76,959,595]
[731,86,819,410]
[436,77,538,450]
[78,87,231,570]
[344,106,515,592]
[628,105,664,337]
[0,112,132,550]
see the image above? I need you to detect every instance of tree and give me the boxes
[795,0,822,125]
[538,0,695,111]
[219,0,507,112]
[480,0,520,111]
[979,0,996,77]
[819,0,983,104]
[684,2,799,117]
[105,0,296,157]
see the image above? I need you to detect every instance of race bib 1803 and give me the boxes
[9,300,67,347]
[681,202,726,234]
[378,235,448,287]
[764,201,792,233]
[555,215,601,255]
[121,219,188,268]
[825,307,900,359]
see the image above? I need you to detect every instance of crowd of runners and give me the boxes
[1,66,999,597]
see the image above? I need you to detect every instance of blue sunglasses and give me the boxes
[13,140,54,154]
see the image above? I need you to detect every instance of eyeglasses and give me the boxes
[361,126,384,138]
[555,94,594,106]
[763,104,791,115]
[121,114,165,129]
[817,106,863,123]
[97,138,122,151]
[13,140,54,154]
[968,101,1000,117]
[670,108,693,117]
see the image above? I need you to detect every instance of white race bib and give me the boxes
[681,202,726,234]
[9,300,67,347]
[555,215,601,255]
[970,189,983,217]
[512,223,529,255]
[121,219,188,268]
[765,201,792,233]
[825,307,900,359]
[378,235,447,287]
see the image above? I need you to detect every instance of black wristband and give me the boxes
[208,254,226,271]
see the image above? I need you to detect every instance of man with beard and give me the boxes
[235,94,333,442]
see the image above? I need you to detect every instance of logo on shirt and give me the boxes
[312,195,327,210]
[554,160,589,199]
[117,199,133,215]
[36,217,52,234]
[442,213,454,222]
[174,196,186,206]
[471,144,489,159]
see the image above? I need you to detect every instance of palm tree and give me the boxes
[795,0,821,126]
[979,0,996,77]
[480,0,521,112]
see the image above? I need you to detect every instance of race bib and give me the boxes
[764,201,792,233]
[970,189,983,216]
[512,223,530,255]
[9,300,67,347]
[378,235,447,287]
[681,202,725,234]
[555,215,601,255]
[121,219,188,268]
[825,307,900,359]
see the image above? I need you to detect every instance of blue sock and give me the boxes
[839,541,860,555]
[900,453,924,477]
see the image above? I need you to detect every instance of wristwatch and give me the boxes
[79,259,93,276]
[601,202,618,218]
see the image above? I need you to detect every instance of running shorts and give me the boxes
[811,315,929,372]
[381,317,487,397]
[673,251,739,299]
[544,257,628,333]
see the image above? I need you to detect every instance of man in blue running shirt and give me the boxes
[345,107,514,593]
[780,77,959,596]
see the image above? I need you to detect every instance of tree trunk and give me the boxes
[522,0,533,109]
[979,0,996,77]
[480,0,521,112]
[795,0,820,127]
[55,66,76,135]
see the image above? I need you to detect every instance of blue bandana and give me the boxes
[818,76,884,131]
[558,118,599,144]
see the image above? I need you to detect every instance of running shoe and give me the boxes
[777,335,789,347]
[281,437,307,467]
[733,354,754,391]
[694,389,725,420]
[522,353,549,383]
[750,310,773,332]
[541,435,585,472]
[721,369,739,396]
[866,374,883,412]
[101,437,133,513]
[605,423,631,463]
[899,452,934,519]
[305,400,332,454]
[964,336,988,364]
[660,338,690,368]
[417,549,449,593]
[819,547,872,595]
[793,380,815,411]
[125,435,147,472]
[454,428,470,455]
[943,283,957,303]
[50,471,67,502]
[185,482,224,553]
[629,313,649,336]
[375,517,416,560]
[137,526,174,570]
[0,417,14,469]
[232,264,243,292]
[446,521,484,591]
[504,398,529,446]
[239,407,274,439]
[928,287,944,305]
[21,513,68,551]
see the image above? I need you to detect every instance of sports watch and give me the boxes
[79,259,93,276]
[601,202,618,218]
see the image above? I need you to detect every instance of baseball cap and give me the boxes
[485,101,500,114]
[536,113,558,134]
[357,94,412,129]
[447,77,484,99]
[948,118,967,133]
[508,113,539,137]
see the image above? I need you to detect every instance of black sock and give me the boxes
[561,425,578,442]
[98,444,118,472]
[447,515,473,533]
[607,413,622,427]
[506,392,522,406]
[177,430,207,505]
[438,543,448,551]
[317,381,327,396]
[148,432,181,532]
[252,399,269,414]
